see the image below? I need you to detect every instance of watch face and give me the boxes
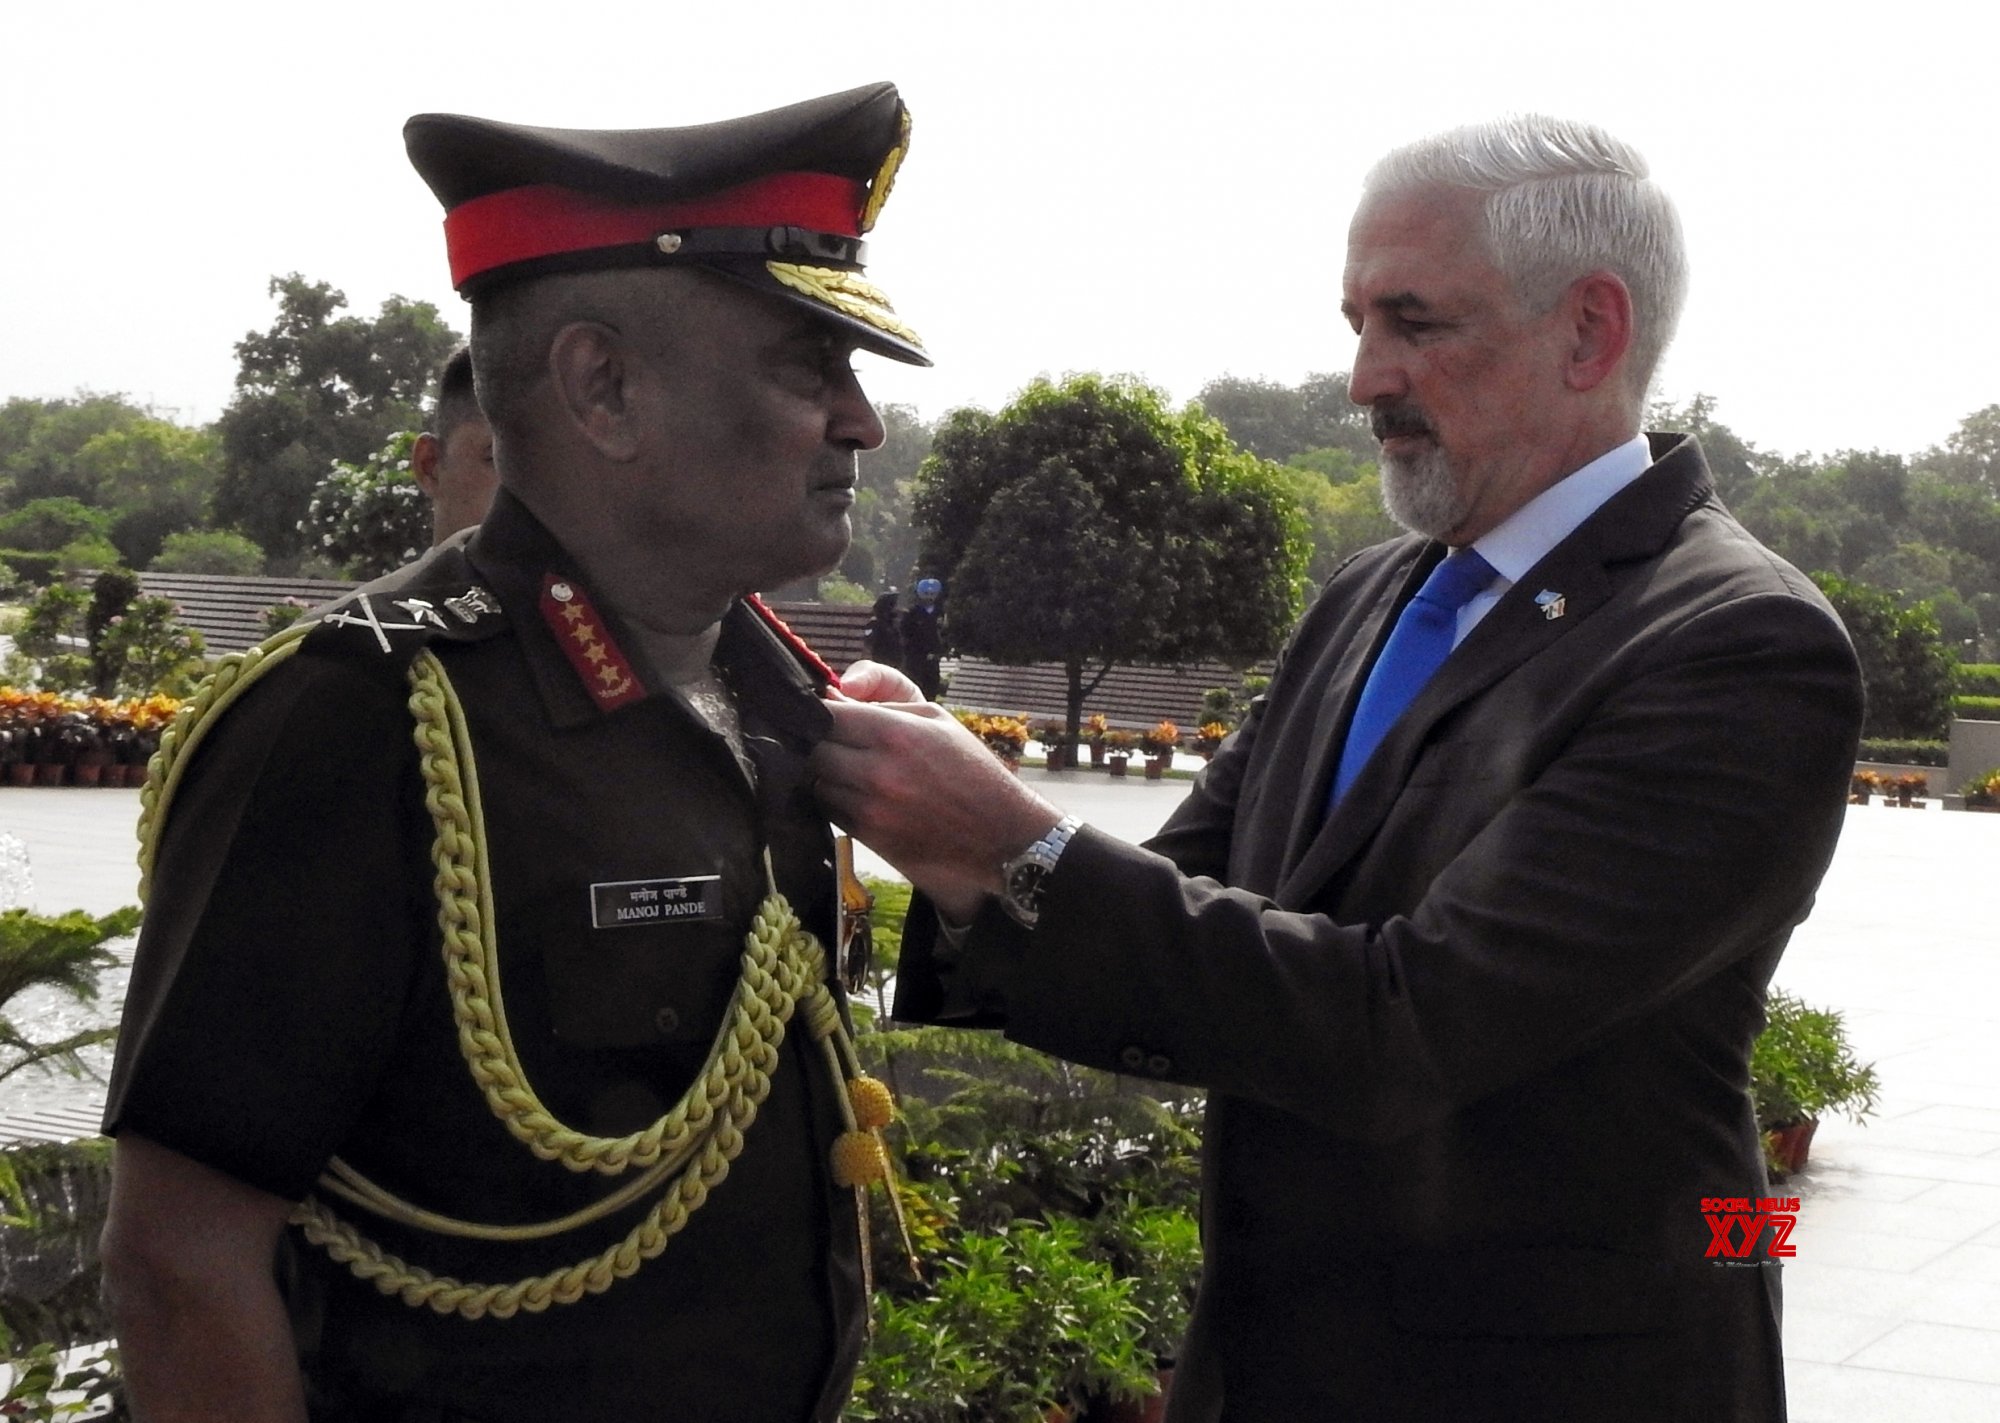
[1006,863,1043,902]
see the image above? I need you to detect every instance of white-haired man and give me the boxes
[814,115,1861,1420]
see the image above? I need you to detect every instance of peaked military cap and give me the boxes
[404,82,928,365]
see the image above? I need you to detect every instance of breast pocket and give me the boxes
[544,879,745,1049]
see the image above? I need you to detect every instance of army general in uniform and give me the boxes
[99,83,927,1423]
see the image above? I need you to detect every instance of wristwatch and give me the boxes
[998,815,1082,928]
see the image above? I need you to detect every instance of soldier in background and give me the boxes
[410,345,498,546]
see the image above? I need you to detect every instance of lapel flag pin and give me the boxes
[1535,590,1567,621]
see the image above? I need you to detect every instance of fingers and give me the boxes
[836,660,925,703]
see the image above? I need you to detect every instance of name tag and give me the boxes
[589,876,723,929]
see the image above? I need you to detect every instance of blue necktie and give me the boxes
[1329,547,1496,809]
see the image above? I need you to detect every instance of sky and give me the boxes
[4,1,1995,462]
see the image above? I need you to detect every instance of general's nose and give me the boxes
[831,366,887,452]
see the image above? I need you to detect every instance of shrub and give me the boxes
[0,552,60,588]
[1952,695,2000,720]
[300,432,429,578]
[850,877,1201,1420]
[1961,767,2000,806]
[1751,989,1881,1130]
[151,529,265,576]
[1955,663,2000,697]
[0,499,110,555]
[1856,737,1947,767]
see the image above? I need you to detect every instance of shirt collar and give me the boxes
[1471,433,1653,586]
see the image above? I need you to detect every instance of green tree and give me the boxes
[151,529,266,576]
[913,375,1307,739]
[1195,372,1373,464]
[300,431,431,578]
[1813,573,1955,739]
[1915,403,2000,495]
[847,403,934,592]
[0,393,150,508]
[211,275,459,567]
[71,418,223,567]
[1645,393,1763,505]
[0,498,111,554]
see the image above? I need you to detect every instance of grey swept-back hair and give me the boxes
[1363,115,1688,406]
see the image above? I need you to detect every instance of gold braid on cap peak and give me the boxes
[767,263,923,348]
[858,107,911,234]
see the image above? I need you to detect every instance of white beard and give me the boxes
[1380,442,1474,540]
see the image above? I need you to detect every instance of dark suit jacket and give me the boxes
[897,435,1863,1422]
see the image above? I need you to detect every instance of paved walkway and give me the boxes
[4,779,1998,1419]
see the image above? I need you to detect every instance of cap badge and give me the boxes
[1535,590,1567,621]
[539,574,643,711]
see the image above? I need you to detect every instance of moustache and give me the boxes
[1371,405,1435,442]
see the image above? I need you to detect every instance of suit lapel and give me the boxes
[1277,540,1438,873]
[1275,435,1715,904]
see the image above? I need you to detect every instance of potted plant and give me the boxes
[980,714,1030,771]
[1849,769,1882,804]
[1103,730,1136,778]
[1961,767,2000,811]
[125,693,181,787]
[1033,719,1075,772]
[1139,722,1178,780]
[1751,989,1881,1176]
[1192,722,1228,763]
[1890,772,1928,808]
[0,695,29,787]
[1082,714,1109,769]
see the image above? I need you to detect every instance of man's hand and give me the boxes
[836,659,924,703]
[813,697,1062,923]
[101,1133,310,1422]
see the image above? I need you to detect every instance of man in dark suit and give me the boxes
[814,115,1861,1421]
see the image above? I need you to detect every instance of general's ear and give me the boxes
[409,432,443,496]
[1561,271,1635,394]
[547,321,644,461]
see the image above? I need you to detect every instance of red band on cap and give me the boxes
[443,172,867,289]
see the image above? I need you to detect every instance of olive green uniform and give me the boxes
[105,491,864,1422]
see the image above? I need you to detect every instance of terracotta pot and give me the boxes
[34,762,66,786]
[1765,1118,1819,1176]
[72,762,103,787]
[1103,1368,1174,1423]
[5,763,34,787]
[1107,755,1130,778]
[123,762,150,788]
[1144,757,1166,780]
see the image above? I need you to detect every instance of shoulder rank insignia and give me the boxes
[541,574,644,711]
[1534,590,1567,621]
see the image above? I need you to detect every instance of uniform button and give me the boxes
[1118,1045,1146,1071]
[1146,1054,1172,1077]
[654,1007,680,1036]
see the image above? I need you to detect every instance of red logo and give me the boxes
[1700,1196,1798,1259]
